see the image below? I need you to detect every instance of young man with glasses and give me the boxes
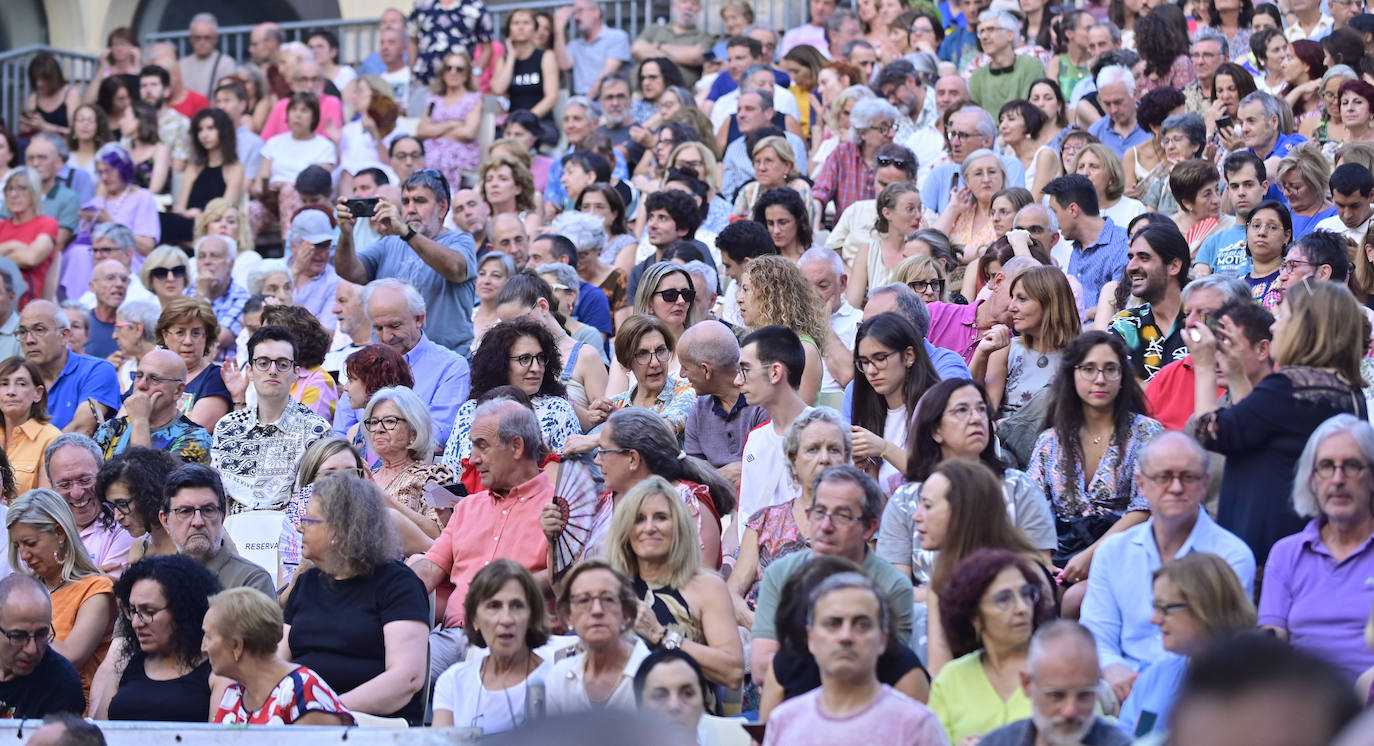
[93,349,209,462]
[748,464,915,688]
[211,325,330,514]
[1080,431,1254,703]
[0,574,85,718]
[734,325,811,550]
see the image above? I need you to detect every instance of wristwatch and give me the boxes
[401,226,417,243]
[660,629,683,650]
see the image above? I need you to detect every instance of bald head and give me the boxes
[19,299,63,330]
[0,574,50,619]
[490,214,529,266]
[140,348,189,380]
[1028,620,1099,674]
[1140,430,1210,473]
[679,320,740,368]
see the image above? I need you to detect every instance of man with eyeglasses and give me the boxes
[43,434,131,574]
[0,574,85,718]
[981,621,1132,746]
[410,399,553,680]
[920,105,1027,214]
[1080,431,1254,703]
[19,301,119,435]
[159,464,274,595]
[968,11,1045,119]
[180,12,237,100]
[749,465,914,689]
[595,76,637,154]
[1087,65,1149,159]
[1183,30,1228,116]
[93,349,209,463]
[1271,231,1353,307]
[259,59,345,143]
[211,326,330,513]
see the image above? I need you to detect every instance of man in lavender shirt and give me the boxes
[286,210,341,330]
[1259,414,1374,684]
[763,570,947,746]
[925,255,1036,369]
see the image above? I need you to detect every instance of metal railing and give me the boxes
[0,46,99,135]
[145,18,382,69]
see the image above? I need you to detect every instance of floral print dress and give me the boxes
[424,92,483,189]
[409,0,494,85]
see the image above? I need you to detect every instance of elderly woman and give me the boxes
[67,143,160,296]
[928,548,1058,743]
[1302,66,1359,144]
[97,448,180,564]
[733,137,816,225]
[1339,79,1374,146]
[0,357,60,493]
[1117,552,1257,738]
[1169,159,1233,250]
[417,51,483,191]
[546,560,651,713]
[1141,114,1208,218]
[472,252,517,343]
[729,408,850,627]
[7,488,116,697]
[361,386,450,540]
[1276,143,1338,240]
[245,258,293,305]
[109,300,159,388]
[0,168,59,303]
[881,379,1058,583]
[847,182,924,309]
[810,85,874,178]
[432,559,554,731]
[1075,143,1147,230]
[938,150,1005,288]
[282,472,429,722]
[1192,279,1370,586]
[442,316,578,466]
[155,297,231,432]
[95,554,224,721]
[603,314,696,432]
[260,304,337,420]
[813,97,897,218]
[205,587,354,725]
[999,100,1060,200]
[138,246,190,307]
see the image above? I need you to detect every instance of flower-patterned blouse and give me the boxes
[743,500,809,607]
[1026,413,1163,518]
[408,0,494,85]
[213,666,353,725]
[608,372,697,434]
[441,393,580,472]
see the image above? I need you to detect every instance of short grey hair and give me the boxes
[193,233,238,257]
[60,301,90,333]
[43,433,102,483]
[954,104,997,140]
[536,262,580,293]
[1139,429,1212,476]
[1015,203,1058,233]
[1162,112,1208,147]
[564,95,599,118]
[869,283,930,337]
[362,278,426,317]
[784,406,853,465]
[473,398,544,461]
[116,300,161,341]
[479,251,518,278]
[741,87,774,112]
[806,571,891,632]
[91,222,136,252]
[364,386,436,462]
[960,148,1005,182]
[1091,20,1122,45]
[681,260,718,297]
[850,97,901,131]
[1028,620,1100,673]
[32,131,70,160]
[1239,91,1282,124]
[1096,64,1136,96]
[1322,64,1358,91]
[979,10,1021,33]
[1292,414,1374,519]
[811,464,885,522]
[799,246,845,278]
[1192,27,1229,59]
[1,168,43,212]
[551,211,607,256]
[190,12,220,30]
[1181,274,1250,307]
[246,258,292,296]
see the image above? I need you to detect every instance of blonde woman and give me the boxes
[193,197,260,287]
[893,254,951,305]
[738,255,829,405]
[1074,143,1147,230]
[418,51,482,190]
[732,136,817,228]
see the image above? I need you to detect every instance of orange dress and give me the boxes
[51,574,114,705]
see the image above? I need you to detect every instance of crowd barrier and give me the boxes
[0,720,480,745]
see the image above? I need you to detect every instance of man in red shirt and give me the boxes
[149,44,209,119]
[409,398,551,680]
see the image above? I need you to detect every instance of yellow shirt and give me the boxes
[4,418,62,494]
[928,650,1032,745]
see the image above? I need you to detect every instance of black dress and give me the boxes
[159,165,228,244]
[37,92,69,130]
[108,654,211,722]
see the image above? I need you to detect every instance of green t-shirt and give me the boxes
[969,55,1047,121]
[750,547,915,644]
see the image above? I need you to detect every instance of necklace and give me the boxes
[1036,353,1049,368]
[472,650,534,730]
[1083,426,1112,445]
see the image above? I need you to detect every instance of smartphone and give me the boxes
[422,481,468,509]
[345,197,378,218]
[1216,116,1233,133]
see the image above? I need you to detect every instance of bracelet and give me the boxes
[232,400,246,407]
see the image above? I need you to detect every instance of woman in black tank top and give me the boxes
[94,555,223,721]
[491,9,560,142]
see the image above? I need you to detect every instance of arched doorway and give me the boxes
[132,0,342,38]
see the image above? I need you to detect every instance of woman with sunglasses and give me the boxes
[417,51,483,193]
[602,263,699,399]
[893,254,950,305]
[153,298,232,433]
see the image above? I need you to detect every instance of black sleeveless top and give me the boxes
[108,654,212,722]
[187,165,226,211]
[509,49,548,116]
[37,91,69,130]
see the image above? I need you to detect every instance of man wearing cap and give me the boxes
[287,210,342,330]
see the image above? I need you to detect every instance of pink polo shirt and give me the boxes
[926,299,984,364]
[259,94,345,142]
[425,470,551,628]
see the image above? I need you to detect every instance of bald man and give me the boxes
[0,575,85,719]
[149,44,209,119]
[93,349,211,462]
[249,23,290,98]
[19,300,120,434]
[679,321,767,485]
[489,214,530,268]
[84,259,129,359]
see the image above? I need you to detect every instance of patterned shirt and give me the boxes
[205,280,250,336]
[211,400,331,513]
[609,372,697,434]
[1109,303,1188,382]
[1027,414,1163,519]
[408,0,494,85]
[94,414,211,463]
[812,142,875,218]
[440,393,580,471]
[214,666,352,725]
[157,108,191,163]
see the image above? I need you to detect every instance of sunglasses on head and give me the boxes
[149,265,188,281]
[655,288,697,304]
[875,155,909,169]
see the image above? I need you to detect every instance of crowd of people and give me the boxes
[7,0,1374,743]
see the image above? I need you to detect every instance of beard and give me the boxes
[1032,709,1095,746]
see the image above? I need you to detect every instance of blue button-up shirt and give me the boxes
[1081,509,1255,671]
[1068,217,1130,307]
[1089,116,1152,158]
[331,333,471,448]
[47,349,122,429]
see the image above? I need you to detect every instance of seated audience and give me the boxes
[546,560,650,713]
[259,304,338,420]
[0,168,59,304]
[633,649,713,742]
[605,313,696,433]
[45,434,131,572]
[95,448,179,564]
[362,386,450,538]
[93,350,211,463]
[19,300,120,433]
[155,297,231,433]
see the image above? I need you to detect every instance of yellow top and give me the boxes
[4,418,62,495]
[928,649,1033,745]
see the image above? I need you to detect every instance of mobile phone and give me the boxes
[345,197,378,218]
[422,481,468,509]
[1215,116,1233,133]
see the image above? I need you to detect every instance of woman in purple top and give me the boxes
[1259,414,1374,685]
[68,142,160,299]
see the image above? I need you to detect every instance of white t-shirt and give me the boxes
[879,407,907,495]
[338,119,401,177]
[331,65,358,94]
[261,132,337,184]
[710,85,802,132]
[380,67,413,104]
[822,303,863,395]
[737,417,802,542]
[432,657,554,734]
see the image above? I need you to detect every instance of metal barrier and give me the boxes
[0,46,99,136]
[0,720,479,746]
[145,18,381,69]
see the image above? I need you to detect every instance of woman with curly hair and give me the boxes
[752,187,815,260]
[738,255,829,405]
[95,554,224,721]
[481,152,541,236]
[441,316,577,474]
[1134,5,1195,93]
[281,472,430,723]
[97,447,181,564]
[260,304,338,420]
[926,547,1057,742]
